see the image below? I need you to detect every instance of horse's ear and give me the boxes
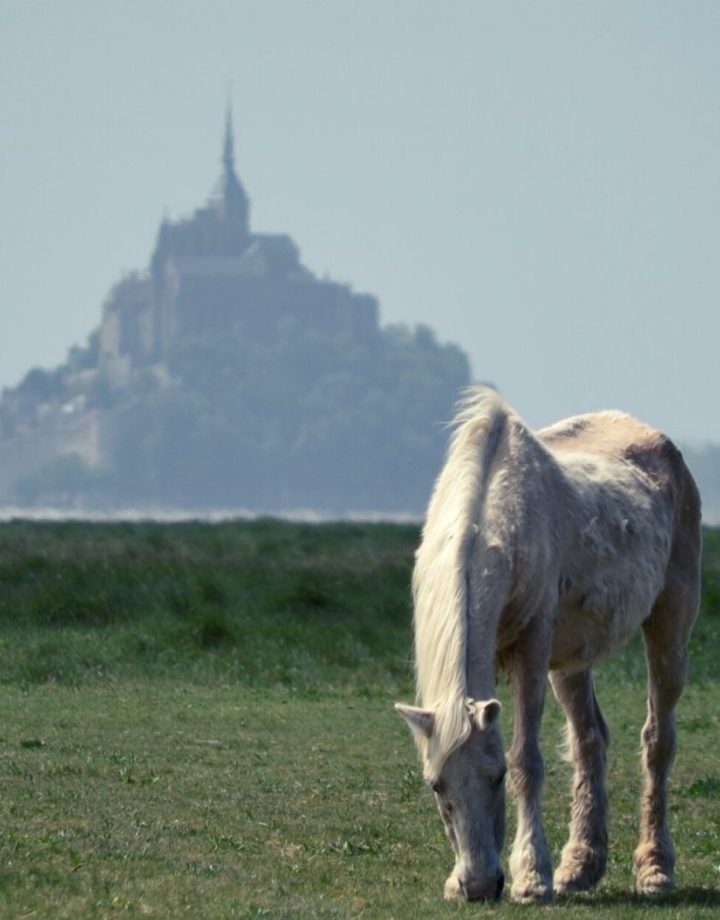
[469,698,502,730]
[394,703,435,738]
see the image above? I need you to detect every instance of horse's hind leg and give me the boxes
[550,668,609,894]
[634,590,697,894]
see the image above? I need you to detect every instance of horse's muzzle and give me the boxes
[460,870,505,901]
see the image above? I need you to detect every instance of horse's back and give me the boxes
[538,409,699,518]
[540,410,671,472]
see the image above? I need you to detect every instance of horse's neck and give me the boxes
[461,432,565,702]
[463,542,508,701]
[465,649,497,701]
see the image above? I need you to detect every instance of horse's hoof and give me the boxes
[554,843,607,893]
[635,869,674,896]
[443,876,463,900]
[510,877,553,904]
[634,844,675,895]
[555,876,591,895]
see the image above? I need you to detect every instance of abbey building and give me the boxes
[98,110,379,382]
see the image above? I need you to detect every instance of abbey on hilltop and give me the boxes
[0,109,471,512]
[99,108,378,383]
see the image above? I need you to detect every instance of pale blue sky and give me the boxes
[1,1,719,440]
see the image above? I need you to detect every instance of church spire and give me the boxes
[210,98,250,233]
[222,100,235,173]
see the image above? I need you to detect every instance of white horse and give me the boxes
[396,388,701,903]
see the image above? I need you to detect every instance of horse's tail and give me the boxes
[412,386,510,770]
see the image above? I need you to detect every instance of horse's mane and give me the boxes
[412,386,509,774]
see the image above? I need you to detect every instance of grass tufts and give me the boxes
[196,611,236,649]
[685,776,720,798]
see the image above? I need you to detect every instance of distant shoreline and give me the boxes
[1,506,717,527]
[0,506,424,525]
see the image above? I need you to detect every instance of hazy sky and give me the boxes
[2,1,719,441]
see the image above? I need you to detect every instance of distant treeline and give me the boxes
[12,322,470,514]
[9,319,719,521]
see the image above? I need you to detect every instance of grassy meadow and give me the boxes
[0,520,718,919]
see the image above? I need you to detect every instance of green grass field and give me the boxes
[0,521,718,919]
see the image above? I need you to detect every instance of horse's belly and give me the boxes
[549,588,654,671]
[548,514,671,671]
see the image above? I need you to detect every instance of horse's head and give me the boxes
[396,698,506,901]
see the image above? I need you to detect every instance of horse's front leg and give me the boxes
[550,668,609,893]
[507,628,553,903]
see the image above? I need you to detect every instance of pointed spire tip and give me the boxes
[223,90,235,170]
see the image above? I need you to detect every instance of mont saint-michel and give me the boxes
[0,112,470,514]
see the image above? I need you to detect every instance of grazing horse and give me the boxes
[396,388,701,903]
